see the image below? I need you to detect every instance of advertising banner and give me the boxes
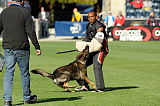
[112,26,160,41]
[55,21,88,36]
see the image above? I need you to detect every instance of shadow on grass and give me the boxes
[51,86,139,93]
[13,96,83,105]
[105,86,139,91]
[13,86,138,105]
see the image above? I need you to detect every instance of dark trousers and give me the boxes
[85,52,105,90]
[41,20,49,38]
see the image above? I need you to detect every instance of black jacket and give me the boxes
[83,20,108,42]
[0,4,40,50]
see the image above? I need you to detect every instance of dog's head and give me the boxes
[76,45,89,62]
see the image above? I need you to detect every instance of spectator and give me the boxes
[143,0,152,17]
[0,0,41,106]
[114,11,125,26]
[38,7,50,38]
[71,8,82,22]
[71,8,82,39]
[104,11,115,38]
[130,0,143,9]
[146,12,157,26]
[143,0,152,11]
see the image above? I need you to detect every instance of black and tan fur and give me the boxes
[31,46,96,91]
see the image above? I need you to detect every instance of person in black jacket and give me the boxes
[76,11,109,92]
[0,0,41,106]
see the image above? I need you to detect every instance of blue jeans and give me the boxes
[3,49,31,101]
[41,20,49,38]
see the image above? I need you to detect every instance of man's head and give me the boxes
[88,11,97,24]
[12,0,24,5]
[12,0,23,2]
[118,11,122,16]
[108,11,112,15]
[150,12,154,17]
[41,7,45,12]
[73,8,78,13]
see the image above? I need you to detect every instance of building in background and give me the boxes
[0,0,10,12]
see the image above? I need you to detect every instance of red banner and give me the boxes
[112,26,160,41]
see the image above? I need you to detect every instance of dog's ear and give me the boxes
[76,52,83,59]
[83,45,89,52]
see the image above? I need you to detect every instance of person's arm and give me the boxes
[0,14,3,35]
[114,18,117,26]
[104,17,107,26]
[154,19,157,26]
[121,16,125,26]
[97,27,104,32]
[146,18,150,26]
[76,12,82,22]
[71,14,75,22]
[82,24,93,42]
[25,10,41,55]
[82,32,93,42]
[46,12,50,21]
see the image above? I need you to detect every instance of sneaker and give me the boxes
[24,95,37,104]
[75,88,88,91]
[91,90,104,92]
[4,101,12,106]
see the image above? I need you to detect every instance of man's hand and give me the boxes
[36,49,41,56]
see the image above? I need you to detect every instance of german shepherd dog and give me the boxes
[31,46,96,91]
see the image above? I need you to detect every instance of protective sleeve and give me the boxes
[76,38,102,53]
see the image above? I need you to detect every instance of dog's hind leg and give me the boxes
[63,82,76,92]
[63,82,76,88]
[76,79,89,90]
[56,74,76,88]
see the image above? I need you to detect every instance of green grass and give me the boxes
[0,41,160,106]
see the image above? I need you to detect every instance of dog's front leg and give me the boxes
[83,76,97,90]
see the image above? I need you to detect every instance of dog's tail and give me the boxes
[31,69,54,79]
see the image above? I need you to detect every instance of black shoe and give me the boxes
[73,37,79,39]
[24,95,37,104]
[4,101,12,106]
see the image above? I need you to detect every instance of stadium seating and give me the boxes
[126,9,135,18]
[152,3,159,9]
[135,9,143,18]
[125,0,160,19]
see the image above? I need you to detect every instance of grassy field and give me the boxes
[0,41,160,106]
